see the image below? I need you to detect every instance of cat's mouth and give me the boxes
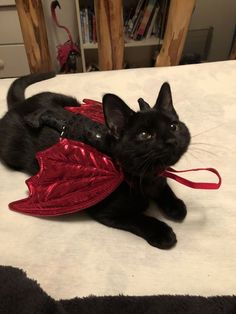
[115,140,190,178]
[119,158,168,179]
[140,147,189,176]
[161,146,189,167]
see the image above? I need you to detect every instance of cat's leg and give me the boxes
[23,94,80,129]
[87,183,177,249]
[24,109,66,132]
[155,183,187,221]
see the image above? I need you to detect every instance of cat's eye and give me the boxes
[137,131,152,140]
[170,122,179,131]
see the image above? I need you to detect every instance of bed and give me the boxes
[0,61,236,312]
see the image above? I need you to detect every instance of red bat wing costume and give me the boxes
[9,99,221,217]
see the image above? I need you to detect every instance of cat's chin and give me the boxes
[163,148,189,168]
[122,165,166,181]
[119,155,184,179]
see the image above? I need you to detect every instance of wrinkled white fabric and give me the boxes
[0,61,235,299]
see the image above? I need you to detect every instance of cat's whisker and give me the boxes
[137,151,165,170]
[181,152,191,164]
[139,151,162,176]
[190,142,227,151]
[191,142,219,148]
[191,124,223,138]
[189,147,218,157]
[132,154,151,191]
[186,151,204,164]
[139,155,155,174]
[141,154,166,178]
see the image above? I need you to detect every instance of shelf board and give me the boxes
[82,36,163,50]
[83,42,98,49]
[125,36,163,47]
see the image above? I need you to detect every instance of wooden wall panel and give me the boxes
[94,0,124,70]
[155,0,196,67]
[15,0,52,73]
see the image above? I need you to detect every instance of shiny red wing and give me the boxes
[65,99,105,124]
[9,138,124,216]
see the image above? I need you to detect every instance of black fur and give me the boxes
[1,265,236,314]
[0,72,80,173]
[0,74,191,249]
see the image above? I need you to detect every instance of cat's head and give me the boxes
[103,82,191,177]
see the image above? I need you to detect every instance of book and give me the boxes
[153,5,162,38]
[136,0,157,40]
[145,4,160,39]
[84,8,89,43]
[92,13,97,43]
[88,8,93,43]
[131,0,146,25]
[159,0,170,39]
[128,0,147,38]
[80,11,85,44]
[131,9,145,39]
[124,6,134,29]
[143,3,157,38]
[80,7,97,44]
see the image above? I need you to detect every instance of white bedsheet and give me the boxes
[0,61,235,299]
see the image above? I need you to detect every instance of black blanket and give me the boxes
[0,265,235,314]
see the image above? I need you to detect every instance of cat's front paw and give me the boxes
[161,198,187,222]
[146,221,177,249]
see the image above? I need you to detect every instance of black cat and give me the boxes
[0,73,191,249]
[0,72,81,174]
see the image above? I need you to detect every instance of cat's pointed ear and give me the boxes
[103,94,134,139]
[138,98,151,111]
[154,82,177,115]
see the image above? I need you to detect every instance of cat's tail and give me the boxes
[7,71,56,110]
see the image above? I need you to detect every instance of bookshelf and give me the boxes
[80,36,163,50]
[125,36,163,47]
[15,0,195,74]
[75,0,167,72]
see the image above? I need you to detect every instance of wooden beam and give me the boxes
[94,0,113,70]
[15,0,52,73]
[155,0,196,67]
[229,41,236,60]
[108,0,124,69]
[94,0,124,70]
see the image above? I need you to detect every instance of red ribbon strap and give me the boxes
[161,167,222,189]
